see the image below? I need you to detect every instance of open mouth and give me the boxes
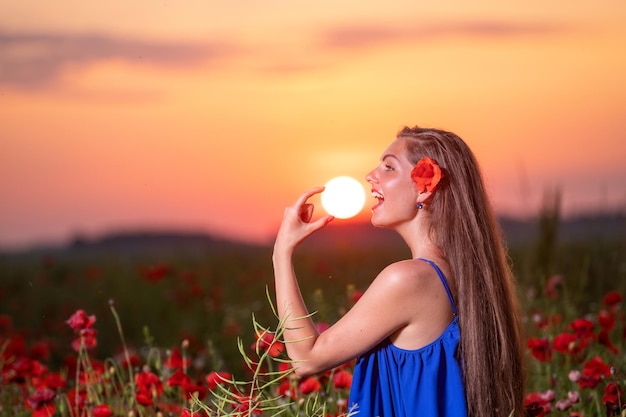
[371,189,384,209]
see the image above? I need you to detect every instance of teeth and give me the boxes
[372,190,383,199]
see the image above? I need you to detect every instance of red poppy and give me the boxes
[524,390,554,416]
[25,358,48,379]
[252,331,285,358]
[599,309,616,331]
[166,369,206,399]
[578,356,612,389]
[164,348,188,370]
[603,291,623,307]
[93,404,113,417]
[1,335,26,362]
[41,372,66,390]
[168,369,190,387]
[333,370,353,390]
[135,370,163,405]
[233,394,262,415]
[278,362,292,373]
[599,329,619,354]
[136,370,163,391]
[570,318,595,339]
[26,387,55,409]
[411,157,443,193]
[136,391,154,407]
[583,356,612,377]
[523,402,545,417]
[71,328,98,352]
[527,337,553,362]
[184,380,207,401]
[299,376,322,394]
[279,380,297,398]
[26,402,55,417]
[140,264,172,283]
[175,407,205,417]
[602,381,623,415]
[66,310,96,333]
[545,275,563,299]
[552,333,578,354]
[77,359,105,387]
[67,388,88,414]
[206,371,232,390]
[180,409,193,417]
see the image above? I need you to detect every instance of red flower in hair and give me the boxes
[411,157,443,193]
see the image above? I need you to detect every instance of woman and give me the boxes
[273,125,525,416]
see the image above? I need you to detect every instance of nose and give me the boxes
[365,168,377,184]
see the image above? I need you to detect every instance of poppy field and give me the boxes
[1,213,625,416]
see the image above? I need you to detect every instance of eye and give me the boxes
[383,163,394,171]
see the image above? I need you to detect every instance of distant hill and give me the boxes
[1,212,623,259]
[69,230,250,253]
[299,212,625,251]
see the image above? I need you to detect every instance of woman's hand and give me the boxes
[274,187,334,254]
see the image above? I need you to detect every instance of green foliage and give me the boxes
[1,206,625,416]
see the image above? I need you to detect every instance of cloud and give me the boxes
[255,19,569,77]
[0,30,238,89]
[320,20,567,50]
[0,20,570,87]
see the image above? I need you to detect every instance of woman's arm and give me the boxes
[273,187,334,370]
[273,188,427,376]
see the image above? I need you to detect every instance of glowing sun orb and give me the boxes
[321,176,366,219]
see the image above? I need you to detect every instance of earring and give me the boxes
[416,203,424,210]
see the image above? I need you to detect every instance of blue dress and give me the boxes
[347,258,468,416]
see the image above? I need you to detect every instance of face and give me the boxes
[365,137,420,229]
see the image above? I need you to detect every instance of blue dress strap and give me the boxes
[416,258,457,315]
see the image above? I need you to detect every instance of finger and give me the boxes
[294,186,325,207]
[308,214,335,232]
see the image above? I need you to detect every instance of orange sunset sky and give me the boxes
[1,1,625,250]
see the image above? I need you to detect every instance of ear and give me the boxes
[416,191,433,205]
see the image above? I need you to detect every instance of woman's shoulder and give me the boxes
[377,258,447,291]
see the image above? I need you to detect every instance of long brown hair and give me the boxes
[398,126,525,417]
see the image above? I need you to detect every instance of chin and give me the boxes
[370,216,390,229]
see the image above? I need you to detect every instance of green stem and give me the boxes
[109,300,136,406]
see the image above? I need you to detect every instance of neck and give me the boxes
[394,216,438,259]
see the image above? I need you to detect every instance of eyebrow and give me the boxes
[381,154,400,162]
